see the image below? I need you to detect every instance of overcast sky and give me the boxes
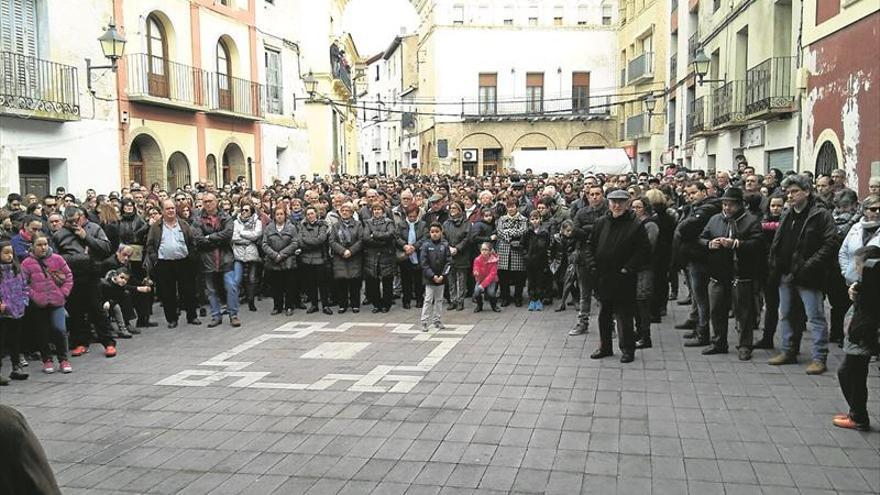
[343,0,419,57]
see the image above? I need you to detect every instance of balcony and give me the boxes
[711,80,748,128]
[126,54,212,110]
[668,121,676,146]
[331,46,353,96]
[625,112,649,139]
[0,51,80,121]
[687,31,699,66]
[126,54,264,119]
[669,53,678,83]
[627,52,654,85]
[745,56,796,117]
[462,94,613,121]
[686,95,708,139]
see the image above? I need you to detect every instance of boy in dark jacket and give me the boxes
[99,268,137,339]
[420,223,451,332]
[523,211,551,311]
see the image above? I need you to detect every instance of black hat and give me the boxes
[720,187,744,202]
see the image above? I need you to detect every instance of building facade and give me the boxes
[669,0,802,175]
[411,0,619,175]
[1,0,120,198]
[801,0,878,195]
[617,0,668,173]
[358,34,419,176]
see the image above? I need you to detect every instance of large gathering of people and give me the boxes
[0,163,878,430]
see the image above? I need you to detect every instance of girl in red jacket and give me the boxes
[472,242,501,313]
[20,232,74,374]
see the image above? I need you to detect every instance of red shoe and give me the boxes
[834,413,849,420]
[71,345,89,357]
[832,415,869,431]
[104,345,117,358]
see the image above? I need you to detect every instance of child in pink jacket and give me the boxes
[472,242,500,313]
[21,232,74,374]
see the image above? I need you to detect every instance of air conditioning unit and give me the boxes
[462,149,478,162]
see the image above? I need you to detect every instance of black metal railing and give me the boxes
[626,112,647,139]
[712,80,747,127]
[462,94,612,119]
[687,30,699,65]
[0,50,79,119]
[627,52,654,83]
[670,53,678,83]
[126,54,212,107]
[331,52,352,94]
[687,96,705,136]
[745,56,795,115]
[668,121,676,146]
[214,74,264,118]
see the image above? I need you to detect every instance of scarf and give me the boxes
[338,218,354,244]
[862,218,880,246]
[407,220,418,264]
[18,228,32,242]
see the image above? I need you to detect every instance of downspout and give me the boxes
[794,0,805,173]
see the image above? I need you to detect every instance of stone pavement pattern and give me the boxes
[0,299,878,495]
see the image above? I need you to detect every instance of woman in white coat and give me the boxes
[839,194,880,285]
[232,201,263,311]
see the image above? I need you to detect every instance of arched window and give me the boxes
[206,154,217,186]
[146,14,169,97]
[129,142,145,186]
[217,39,233,110]
[815,141,837,177]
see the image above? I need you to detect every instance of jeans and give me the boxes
[421,284,445,324]
[837,353,871,425]
[473,281,498,299]
[33,306,68,361]
[576,263,593,328]
[688,262,710,340]
[708,279,755,350]
[778,278,828,363]
[447,268,468,305]
[233,261,259,303]
[205,270,239,318]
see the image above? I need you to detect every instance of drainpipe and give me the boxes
[794,0,805,173]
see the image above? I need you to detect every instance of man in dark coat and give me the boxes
[768,174,836,375]
[589,189,650,363]
[191,193,238,328]
[698,187,764,360]
[570,185,607,335]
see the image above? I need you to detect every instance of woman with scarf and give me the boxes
[232,201,263,312]
[839,195,880,286]
[329,202,364,313]
[442,201,472,311]
[299,206,333,315]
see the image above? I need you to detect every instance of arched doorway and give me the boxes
[216,38,233,111]
[129,134,163,188]
[815,141,837,177]
[222,143,245,185]
[167,152,191,191]
[206,154,218,186]
[512,132,557,151]
[146,13,169,97]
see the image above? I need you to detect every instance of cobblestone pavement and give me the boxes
[1,297,878,495]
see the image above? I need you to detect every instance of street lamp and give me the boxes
[692,48,724,85]
[303,71,318,100]
[86,21,127,94]
[643,93,657,133]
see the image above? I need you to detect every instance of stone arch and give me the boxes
[813,129,843,177]
[566,131,610,149]
[457,132,503,150]
[127,131,164,189]
[221,142,246,185]
[512,132,557,150]
[166,152,191,191]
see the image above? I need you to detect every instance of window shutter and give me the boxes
[0,0,37,56]
[526,72,544,87]
[572,71,590,87]
[478,73,497,86]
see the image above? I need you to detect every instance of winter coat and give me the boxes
[590,211,650,303]
[496,213,528,272]
[396,220,427,265]
[839,220,880,284]
[143,219,198,275]
[328,218,364,279]
[675,197,722,264]
[523,226,551,269]
[98,274,134,307]
[191,209,234,273]
[52,221,112,277]
[699,209,764,282]
[573,202,608,238]
[117,212,149,246]
[442,216,471,270]
[363,216,397,279]
[472,253,499,289]
[21,251,73,308]
[10,231,33,261]
[261,222,299,271]
[469,219,496,254]
[0,264,28,319]
[298,219,330,266]
[232,215,263,263]
[768,198,837,289]
[420,238,451,285]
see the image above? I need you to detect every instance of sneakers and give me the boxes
[534,301,543,311]
[9,365,28,380]
[421,323,429,332]
[207,318,223,328]
[568,325,587,336]
[60,360,72,374]
[71,345,89,357]
[832,415,870,431]
[805,361,827,375]
[230,316,242,328]
[104,345,117,358]
[738,348,753,361]
[42,360,55,374]
[434,321,445,330]
[768,353,797,366]
[701,346,728,355]
[528,301,536,311]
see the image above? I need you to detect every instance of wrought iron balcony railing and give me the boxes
[214,73,264,118]
[331,49,353,95]
[687,31,699,65]
[668,120,676,146]
[745,56,795,116]
[625,112,648,139]
[463,94,613,121]
[126,53,212,108]
[711,80,747,127]
[0,50,80,121]
[669,53,678,83]
[627,52,654,84]
[686,95,706,138]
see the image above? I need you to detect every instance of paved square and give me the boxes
[0,299,877,494]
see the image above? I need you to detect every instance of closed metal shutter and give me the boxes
[766,147,794,172]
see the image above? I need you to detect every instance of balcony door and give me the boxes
[1,0,38,95]
[146,15,169,98]
[217,40,233,111]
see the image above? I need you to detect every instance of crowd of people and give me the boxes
[0,164,878,430]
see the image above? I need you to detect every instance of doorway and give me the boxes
[19,159,50,198]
